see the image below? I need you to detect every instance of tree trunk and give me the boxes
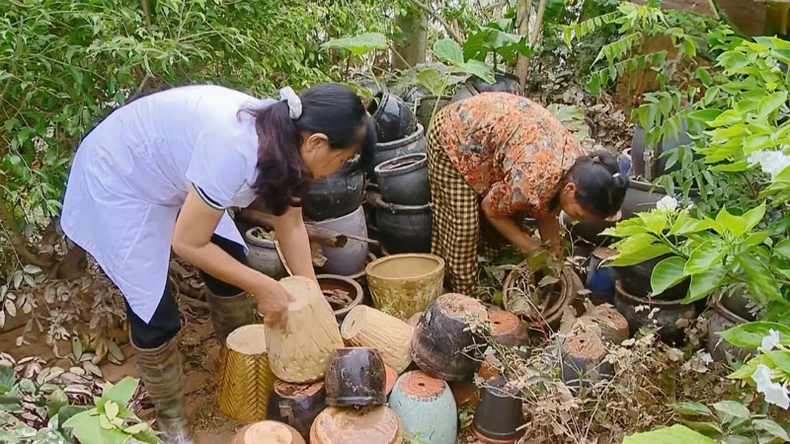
[392,8,428,70]
[515,0,531,88]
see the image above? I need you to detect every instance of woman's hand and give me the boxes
[253,280,293,331]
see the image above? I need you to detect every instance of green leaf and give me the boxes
[740,202,766,234]
[638,211,668,235]
[684,242,726,275]
[416,68,445,97]
[670,218,713,236]
[320,33,388,56]
[99,414,114,430]
[610,245,671,267]
[104,401,119,420]
[0,367,17,394]
[100,377,138,409]
[737,255,783,303]
[712,400,750,420]
[775,239,790,260]
[765,350,790,374]
[124,422,149,435]
[72,337,83,362]
[681,420,723,434]
[623,424,719,444]
[710,161,749,173]
[753,418,790,442]
[684,265,726,303]
[719,322,790,348]
[433,39,464,65]
[651,257,688,296]
[669,401,713,417]
[459,60,496,84]
[758,91,788,118]
[728,354,771,380]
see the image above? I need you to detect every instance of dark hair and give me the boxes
[245,83,375,216]
[564,150,629,218]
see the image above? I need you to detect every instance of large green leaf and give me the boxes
[669,401,713,417]
[758,91,787,118]
[320,33,388,56]
[623,424,719,444]
[753,418,790,442]
[0,367,17,394]
[651,257,688,296]
[433,39,464,65]
[765,350,790,374]
[774,239,790,260]
[610,244,671,267]
[459,60,496,84]
[98,378,138,412]
[711,400,750,420]
[737,255,783,303]
[684,265,726,303]
[684,242,726,275]
[719,321,790,348]
[416,68,445,97]
[740,202,766,234]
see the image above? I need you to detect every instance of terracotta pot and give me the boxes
[385,365,397,396]
[489,310,528,347]
[707,303,755,362]
[245,227,288,280]
[373,196,433,254]
[266,380,327,441]
[367,124,426,178]
[304,160,365,221]
[310,406,403,444]
[613,280,700,346]
[449,380,479,407]
[586,247,617,305]
[340,305,414,373]
[616,254,689,301]
[325,347,386,407]
[231,421,306,444]
[366,253,445,320]
[502,265,582,329]
[472,377,525,442]
[411,293,489,381]
[368,91,418,144]
[374,153,430,206]
[478,354,501,381]
[313,206,370,276]
[576,304,629,344]
[265,277,344,383]
[316,274,364,322]
[561,326,613,389]
[388,371,457,444]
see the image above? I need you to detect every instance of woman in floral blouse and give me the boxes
[427,92,628,295]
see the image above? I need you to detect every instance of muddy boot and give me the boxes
[133,337,194,444]
[207,291,257,346]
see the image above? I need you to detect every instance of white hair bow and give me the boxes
[279,86,302,120]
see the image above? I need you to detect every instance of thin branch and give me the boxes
[409,0,464,44]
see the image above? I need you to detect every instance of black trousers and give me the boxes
[126,235,247,349]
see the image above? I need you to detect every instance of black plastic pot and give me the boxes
[403,86,429,104]
[373,196,432,254]
[631,122,698,180]
[720,287,757,321]
[359,79,385,99]
[267,381,327,441]
[450,85,478,104]
[472,376,525,442]
[613,280,700,345]
[368,91,417,143]
[615,254,689,300]
[367,124,426,177]
[707,303,755,362]
[374,153,430,206]
[304,159,364,221]
[471,71,523,95]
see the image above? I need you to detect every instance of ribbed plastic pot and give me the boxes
[313,206,369,276]
[373,196,432,254]
[374,153,430,206]
[367,124,426,177]
[368,91,418,144]
[613,280,700,346]
[388,371,457,444]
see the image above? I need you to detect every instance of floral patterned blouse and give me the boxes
[433,92,583,219]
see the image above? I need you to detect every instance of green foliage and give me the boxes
[463,19,532,69]
[623,424,718,444]
[321,33,388,56]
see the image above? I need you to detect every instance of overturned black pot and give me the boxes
[325,347,387,407]
[374,153,430,206]
[304,158,364,221]
[367,123,426,177]
[368,91,417,144]
[267,381,327,440]
[373,195,432,254]
[615,254,689,301]
[613,280,700,346]
[472,376,525,442]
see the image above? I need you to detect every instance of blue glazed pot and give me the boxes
[388,370,457,444]
[586,247,617,305]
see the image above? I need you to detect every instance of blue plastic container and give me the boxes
[587,247,617,305]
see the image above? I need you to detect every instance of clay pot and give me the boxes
[231,421,306,444]
[449,380,479,407]
[613,280,700,346]
[561,327,613,389]
[304,161,364,221]
[472,377,525,443]
[502,265,582,329]
[366,253,445,320]
[616,254,689,301]
[244,228,288,280]
[374,153,430,206]
[267,381,327,441]
[373,196,432,254]
[388,371,457,444]
[489,310,528,347]
[317,274,364,322]
[313,205,369,276]
[368,91,418,144]
[411,293,489,381]
[707,303,755,362]
[310,406,403,444]
[576,304,630,344]
[385,365,397,396]
[325,347,386,407]
[265,277,344,383]
[478,354,501,381]
[586,247,618,305]
[368,124,426,177]
[341,305,414,373]
[407,311,423,328]
[720,287,757,321]
[414,95,452,130]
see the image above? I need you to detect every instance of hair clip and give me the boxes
[612,172,621,178]
[279,86,303,120]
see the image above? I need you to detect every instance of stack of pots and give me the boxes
[373,153,432,254]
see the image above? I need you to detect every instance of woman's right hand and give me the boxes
[253,280,293,331]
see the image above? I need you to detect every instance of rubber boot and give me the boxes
[132,337,194,444]
[207,291,257,346]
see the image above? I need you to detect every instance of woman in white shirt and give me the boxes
[60,83,375,443]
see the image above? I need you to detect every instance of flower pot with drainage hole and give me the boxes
[310,406,403,444]
[388,371,457,444]
[231,421,306,444]
[373,153,430,206]
[707,302,755,363]
[266,381,327,441]
[368,91,417,144]
[561,325,613,389]
[316,274,364,323]
[373,196,432,254]
[367,124,426,177]
[472,376,525,443]
[365,253,445,320]
[313,205,369,276]
[613,280,700,346]
[245,227,288,280]
[410,293,489,381]
[304,159,364,221]
[489,310,528,347]
[325,347,387,407]
[586,247,618,305]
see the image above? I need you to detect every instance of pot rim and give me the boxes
[316,274,365,318]
[712,301,749,324]
[629,178,699,197]
[372,194,432,213]
[365,253,445,281]
[502,264,574,323]
[373,153,427,178]
[311,204,365,225]
[245,227,276,249]
[374,123,424,150]
[615,279,688,306]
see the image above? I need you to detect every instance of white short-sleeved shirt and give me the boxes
[60,85,275,322]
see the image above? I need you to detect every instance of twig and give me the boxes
[408,0,464,44]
